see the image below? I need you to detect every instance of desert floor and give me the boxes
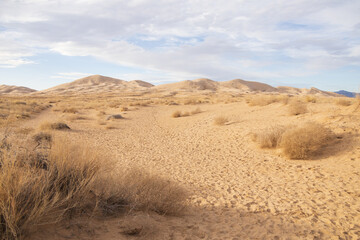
[17,99,360,240]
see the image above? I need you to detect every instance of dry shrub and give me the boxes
[172,111,182,118]
[336,98,352,106]
[107,169,188,215]
[0,138,102,239]
[253,126,286,148]
[288,101,307,115]
[305,95,317,103]
[191,107,201,115]
[40,122,71,131]
[181,112,190,117]
[62,108,78,114]
[246,95,285,106]
[280,122,335,159]
[107,114,123,120]
[0,136,188,239]
[214,116,228,126]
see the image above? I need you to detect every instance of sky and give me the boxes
[0,0,359,92]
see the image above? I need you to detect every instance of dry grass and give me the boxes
[246,95,289,106]
[305,95,317,103]
[191,107,202,115]
[62,108,78,114]
[40,122,71,131]
[280,122,335,159]
[172,111,182,118]
[0,98,49,126]
[288,101,307,115]
[172,108,202,118]
[214,116,228,126]
[253,126,286,148]
[121,106,129,112]
[0,134,188,239]
[336,98,352,106]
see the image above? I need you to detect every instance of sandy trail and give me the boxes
[26,102,360,239]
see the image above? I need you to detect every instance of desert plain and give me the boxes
[0,75,359,240]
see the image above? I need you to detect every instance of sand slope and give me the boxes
[0,85,37,95]
[3,75,340,97]
[37,75,154,95]
[22,98,360,239]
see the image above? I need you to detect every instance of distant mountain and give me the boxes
[1,75,343,97]
[335,90,358,98]
[0,85,37,95]
[37,75,154,95]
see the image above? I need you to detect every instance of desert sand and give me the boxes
[0,76,359,240]
[13,96,358,239]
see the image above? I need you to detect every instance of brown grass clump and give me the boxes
[305,95,317,103]
[40,122,71,131]
[172,111,182,118]
[336,98,352,106]
[253,126,286,148]
[109,169,188,215]
[0,135,188,239]
[280,123,335,159]
[214,116,228,126]
[246,95,288,106]
[288,101,307,115]
[62,108,78,114]
[191,107,202,115]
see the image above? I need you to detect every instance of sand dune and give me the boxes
[3,74,341,97]
[219,79,277,92]
[37,75,154,95]
[0,84,37,95]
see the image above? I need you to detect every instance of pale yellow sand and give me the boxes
[20,98,360,240]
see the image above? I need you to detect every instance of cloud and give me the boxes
[0,0,359,82]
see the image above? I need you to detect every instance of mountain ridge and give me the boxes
[0,75,341,97]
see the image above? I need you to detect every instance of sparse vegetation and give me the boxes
[305,95,317,103]
[246,94,289,106]
[214,116,228,126]
[0,133,188,240]
[280,123,335,159]
[107,114,123,120]
[288,101,307,115]
[191,107,202,115]
[336,98,352,106]
[62,108,78,114]
[252,126,286,148]
[40,122,71,130]
[172,111,182,118]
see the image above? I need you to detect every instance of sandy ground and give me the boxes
[22,100,360,239]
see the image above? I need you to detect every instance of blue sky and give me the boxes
[0,0,359,92]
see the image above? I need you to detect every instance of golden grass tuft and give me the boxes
[190,107,202,115]
[336,98,352,106]
[305,95,317,103]
[172,111,182,118]
[62,108,78,114]
[0,135,188,239]
[214,116,228,126]
[40,122,71,131]
[288,101,307,115]
[253,126,286,148]
[280,122,335,159]
[246,95,289,106]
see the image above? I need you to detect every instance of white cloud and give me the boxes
[0,0,359,82]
